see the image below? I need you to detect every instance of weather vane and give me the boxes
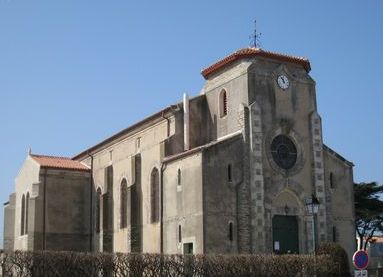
[249,20,262,48]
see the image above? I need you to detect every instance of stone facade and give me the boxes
[4,47,356,260]
[4,155,91,252]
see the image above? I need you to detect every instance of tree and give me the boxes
[354,182,383,250]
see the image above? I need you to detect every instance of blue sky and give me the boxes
[0,0,382,245]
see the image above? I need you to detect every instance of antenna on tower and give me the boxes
[249,20,262,48]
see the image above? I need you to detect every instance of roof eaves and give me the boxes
[201,48,311,79]
[163,147,204,164]
[323,144,354,167]
[163,131,242,164]
[40,165,90,172]
[73,94,207,161]
[73,105,179,160]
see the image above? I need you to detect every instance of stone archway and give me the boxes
[270,188,305,254]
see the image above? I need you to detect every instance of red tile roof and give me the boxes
[371,237,383,243]
[201,47,311,79]
[30,154,90,172]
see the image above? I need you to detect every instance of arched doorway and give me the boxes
[272,215,299,254]
[271,189,303,254]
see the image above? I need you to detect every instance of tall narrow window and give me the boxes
[219,89,228,117]
[229,222,234,241]
[20,194,25,235]
[130,183,142,253]
[227,164,232,182]
[151,168,160,223]
[332,226,337,242]
[105,166,113,192]
[102,193,109,230]
[96,188,101,233]
[120,179,128,229]
[103,165,113,233]
[25,193,30,234]
[131,184,139,226]
[131,154,142,253]
[330,173,334,188]
[177,169,181,186]
[136,137,141,150]
[178,225,182,243]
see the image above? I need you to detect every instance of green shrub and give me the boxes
[317,242,350,277]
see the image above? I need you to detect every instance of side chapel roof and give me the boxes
[30,154,90,172]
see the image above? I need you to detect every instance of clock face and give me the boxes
[277,75,289,90]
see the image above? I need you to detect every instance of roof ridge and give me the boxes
[253,48,309,61]
[201,47,311,79]
[30,154,73,160]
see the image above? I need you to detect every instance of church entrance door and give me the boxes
[272,215,299,254]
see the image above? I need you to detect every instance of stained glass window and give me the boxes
[271,135,297,170]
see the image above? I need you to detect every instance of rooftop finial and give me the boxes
[28,146,32,155]
[249,20,262,48]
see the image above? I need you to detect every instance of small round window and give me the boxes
[270,135,297,170]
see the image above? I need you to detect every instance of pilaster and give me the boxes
[310,112,328,244]
[249,101,266,253]
[237,104,251,253]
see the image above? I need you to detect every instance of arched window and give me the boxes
[25,193,30,234]
[96,188,101,233]
[219,89,228,117]
[120,179,128,229]
[228,222,234,241]
[177,169,181,186]
[20,194,25,235]
[178,224,182,243]
[150,168,160,223]
[227,164,232,182]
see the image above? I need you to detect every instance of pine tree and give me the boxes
[354,182,383,250]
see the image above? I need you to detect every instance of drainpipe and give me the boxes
[162,112,171,138]
[160,163,167,254]
[87,152,94,252]
[42,168,47,250]
[159,108,175,254]
[160,112,170,254]
[183,93,190,151]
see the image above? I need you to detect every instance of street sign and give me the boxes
[354,270,368,277]
[353,250,369,270]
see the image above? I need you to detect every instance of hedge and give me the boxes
[0,251,339,277]
[317,243,351,277]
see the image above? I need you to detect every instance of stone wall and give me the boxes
[43,169,91,251]
[13,156,41,251]
[162,152,204,254]
[3,193,15,252]
[203,60,250,141]
[323,147,355,260]
[81,112,173,253]
[202,135,244,254]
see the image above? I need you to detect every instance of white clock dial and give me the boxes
[277,75,290,90]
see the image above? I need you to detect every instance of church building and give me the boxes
[3,47,356,259]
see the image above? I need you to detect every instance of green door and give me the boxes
[272,215,299,254]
